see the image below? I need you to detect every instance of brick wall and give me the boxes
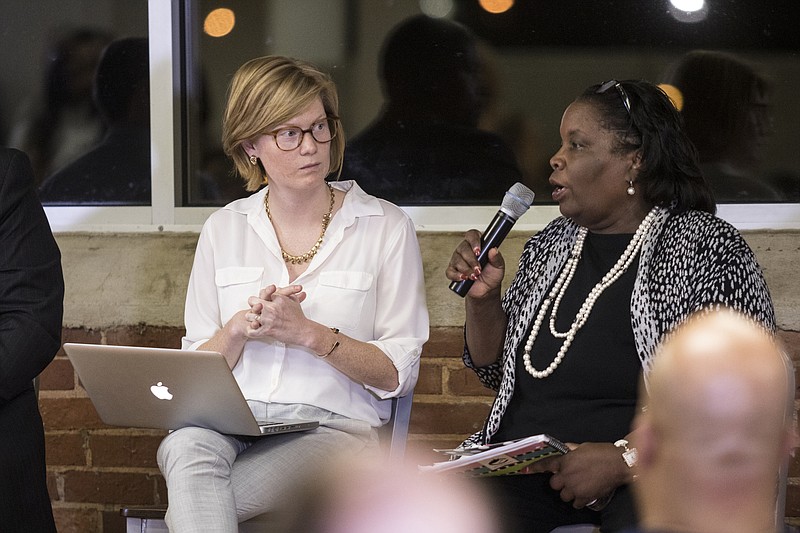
[40,327,177,532]
[38,325,800,532]
[41,229,800,532]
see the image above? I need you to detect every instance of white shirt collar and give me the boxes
[222,179,384,221]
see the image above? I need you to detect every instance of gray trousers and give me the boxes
[157,403,378,533]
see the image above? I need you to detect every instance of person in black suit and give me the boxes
[0,147,64,532]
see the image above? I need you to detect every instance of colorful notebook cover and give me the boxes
[420,434,569,477]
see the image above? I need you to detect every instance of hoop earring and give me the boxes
[249,155,258,166]
[627,180,636,196]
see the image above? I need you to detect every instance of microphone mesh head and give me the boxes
[501,182,535,219]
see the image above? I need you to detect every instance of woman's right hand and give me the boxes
[445,229,506,299]
[204,285,307,368]
[244,284,307,339]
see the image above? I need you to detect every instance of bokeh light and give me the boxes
[479,0,514,15]
[419,0,454,18]
[667,0,708,23]
[669,0,704,11]
[659,83,684,111]
[204,8,235,38]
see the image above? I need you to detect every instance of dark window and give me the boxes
[0,1,149,205]
[179,0,800,207]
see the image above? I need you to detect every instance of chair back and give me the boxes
[380,392,414,460]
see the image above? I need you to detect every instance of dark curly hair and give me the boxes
[577,79,715,214]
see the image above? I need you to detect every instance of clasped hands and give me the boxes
[524,442,628,509]
[243,284,308,344]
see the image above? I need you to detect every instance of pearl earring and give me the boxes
[627,180,636,196]
[249,155,258,166]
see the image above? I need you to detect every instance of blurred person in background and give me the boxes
[661,50,787,202]
[343,14,522,205]
[38,37,151,204]
[7,28,113,184]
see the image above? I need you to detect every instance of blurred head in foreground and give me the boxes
[280,456,501,533]
[632,308,796,533]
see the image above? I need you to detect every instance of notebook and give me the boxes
[63,343,319,436]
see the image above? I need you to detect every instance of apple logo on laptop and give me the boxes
[150,382,173,400]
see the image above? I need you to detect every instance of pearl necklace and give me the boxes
[264,183,335,264]
[522,208,657,379]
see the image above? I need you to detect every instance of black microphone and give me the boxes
[449,182,535,297]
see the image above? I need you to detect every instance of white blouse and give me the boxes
[182,181,429,427]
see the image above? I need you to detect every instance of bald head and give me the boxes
[647,309,790,453]
[633,309,795,533]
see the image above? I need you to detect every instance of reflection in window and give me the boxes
[662,50,794,202]
[38,38,151,205]
[342,14,525,205]
[0,1,149,205]
[7,28,113,186]
[182,0,800,207]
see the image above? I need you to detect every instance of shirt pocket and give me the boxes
[314,271,374,330]
[215,266,264,323]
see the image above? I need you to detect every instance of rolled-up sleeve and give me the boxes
[364,216,428,398]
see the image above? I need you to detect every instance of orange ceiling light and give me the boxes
[479,0,514,15]
[204,8,236,38]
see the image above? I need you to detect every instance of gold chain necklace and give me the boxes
[264,183,335,264]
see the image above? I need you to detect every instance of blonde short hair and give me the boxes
[222,55,345,191]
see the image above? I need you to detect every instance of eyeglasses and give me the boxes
[597,79,632,117]
[267,117,338,151]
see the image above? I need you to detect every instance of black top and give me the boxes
[38,124,151,205]
[0,147,62,531]
[493,231,640,444]
[342,116,522,205]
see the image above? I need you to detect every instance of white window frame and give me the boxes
[42,0,800,234]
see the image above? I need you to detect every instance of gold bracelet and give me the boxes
[317,327,340,358]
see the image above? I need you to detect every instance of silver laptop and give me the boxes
[63,343,319,436]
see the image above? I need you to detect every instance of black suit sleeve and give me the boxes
[0,148,64,404]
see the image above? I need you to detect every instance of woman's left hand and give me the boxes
[538,442,629,509]
[245,284,310,344]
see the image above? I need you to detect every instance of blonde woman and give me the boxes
[157,56,428,532]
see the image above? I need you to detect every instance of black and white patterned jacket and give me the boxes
[463,206,775,446]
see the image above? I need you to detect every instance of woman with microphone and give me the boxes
[445,79,774,532]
